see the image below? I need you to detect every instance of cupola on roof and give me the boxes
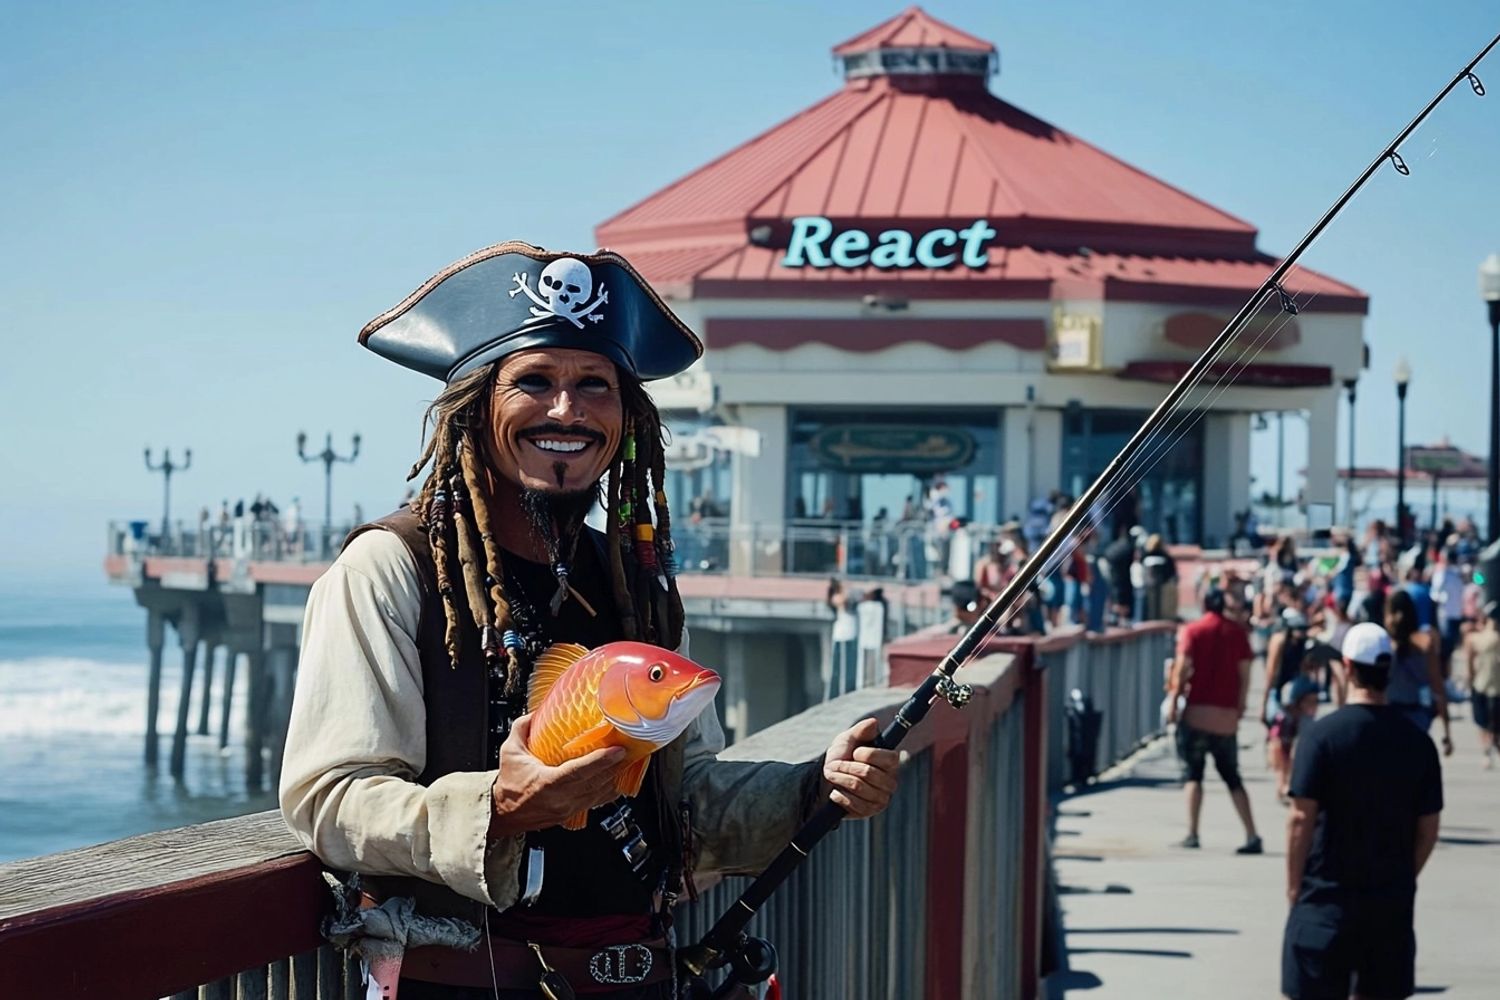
[833,6,997,82]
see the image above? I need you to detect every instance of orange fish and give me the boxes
[525,641,722,830]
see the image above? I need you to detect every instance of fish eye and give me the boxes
[648,663,665,682]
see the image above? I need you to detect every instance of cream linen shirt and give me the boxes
[278,530,736,910]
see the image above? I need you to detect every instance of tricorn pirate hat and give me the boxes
[358,242,703,382]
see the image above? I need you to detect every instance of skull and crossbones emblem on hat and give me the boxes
[509,258,609,328]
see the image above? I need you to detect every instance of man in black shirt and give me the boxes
[1282,622,1443,1000]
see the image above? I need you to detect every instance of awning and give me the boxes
[1117,360,1333,388]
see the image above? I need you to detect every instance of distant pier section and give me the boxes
[104,515,946,791]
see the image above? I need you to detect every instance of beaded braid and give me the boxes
[459,437,525,698]
[449,472,497,656]
[626,423,657,644]
[646,427,687,651]
[618,379,686,653]
[425,478,462,668]
[408,366,495,670]
[606,430,640,641]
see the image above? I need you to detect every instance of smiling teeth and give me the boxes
[533,439,588,453]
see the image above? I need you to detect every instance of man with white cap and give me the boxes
[1281,622,1444,1000]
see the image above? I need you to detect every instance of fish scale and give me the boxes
[523,641,722,830]
[529,659,637,762]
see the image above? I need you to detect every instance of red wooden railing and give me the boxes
[0,625,1175,1000]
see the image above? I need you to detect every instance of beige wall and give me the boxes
[662,291,1363,533]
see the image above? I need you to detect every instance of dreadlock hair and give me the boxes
[407,360,687,680]
[603,376,686,651]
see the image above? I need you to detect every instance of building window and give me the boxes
[782,408,1000,577]
[660,412,734,522]
[658,412,734,572]
[1061,408,1203,544]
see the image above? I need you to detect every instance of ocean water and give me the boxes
[0,580,276,863]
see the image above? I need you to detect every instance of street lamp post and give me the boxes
[1430,469,1441,534]
[1277,411,1286,521]
[1481,253,1500,542]
[1394,358,1411,546]
[144,446,191,547]
[298,431,361,556]
[1343,379,1357,527]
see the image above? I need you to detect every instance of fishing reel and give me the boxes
[936,676,973,708]
[678,934,777,1000]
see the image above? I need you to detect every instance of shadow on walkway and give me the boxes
[1070,946,1193,959]
[1061,774,1180,799]
[1065,927,1238,936]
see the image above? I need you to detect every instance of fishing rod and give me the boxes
[678,30,1500,998]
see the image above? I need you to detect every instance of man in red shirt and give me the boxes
[1167,588,1263,853]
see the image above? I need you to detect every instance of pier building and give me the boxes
[102,6,1369,795]
[615,6,1368,557]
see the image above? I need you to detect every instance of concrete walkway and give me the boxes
[1049,699,1500,998]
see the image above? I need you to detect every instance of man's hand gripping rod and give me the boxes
[678,30,1500,998]
[675,646,976,996]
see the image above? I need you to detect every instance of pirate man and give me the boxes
[279,243,900,998]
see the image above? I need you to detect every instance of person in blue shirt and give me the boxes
[1400,567,1434,630]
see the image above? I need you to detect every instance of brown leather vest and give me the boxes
[343,509,689,922]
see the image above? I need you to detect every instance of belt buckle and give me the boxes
[588,942,653,985]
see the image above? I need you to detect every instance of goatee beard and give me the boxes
[518,484,599,564]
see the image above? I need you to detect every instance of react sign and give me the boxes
[780,216,996,270]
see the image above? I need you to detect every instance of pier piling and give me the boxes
[196,640,218,736]
[219,648,238,750]
[169,605,201,781]
[246,647,267,791]
[144,610,165,767]
[267,648,298,790]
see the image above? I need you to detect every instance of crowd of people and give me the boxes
[1199,516,1500,765]
[935,491,1180,637]
[1162,515,1500,999]
[187,494,362,559]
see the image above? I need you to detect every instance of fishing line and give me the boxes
[949,292,1306,651]
[682,33,1500,995]
[925,36,1500,693]
[1032,289,1306,579]
[1088,284,1322,531]
[952,281,1325,665]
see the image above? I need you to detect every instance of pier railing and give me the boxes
[110,515,1035,584]
[669,517,1023,581]
[107,518,358,565]
[0,623,1173,1000]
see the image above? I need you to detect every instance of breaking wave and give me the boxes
[0,655,199,738]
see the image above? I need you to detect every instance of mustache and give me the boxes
[518,423,607,446]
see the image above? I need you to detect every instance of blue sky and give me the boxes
[2,0,1498,585]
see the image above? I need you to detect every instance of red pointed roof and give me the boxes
[594,10,1365,311]
[832,6,995,56]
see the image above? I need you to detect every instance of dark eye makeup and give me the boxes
[513,373,551,391]
[503,368,617,395]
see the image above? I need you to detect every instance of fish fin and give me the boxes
[527,642,591,713]
[615,755,650,799]
[560,720,616,757]
[562,810,589,831]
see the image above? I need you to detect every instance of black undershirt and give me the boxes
[493,534,665,918]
